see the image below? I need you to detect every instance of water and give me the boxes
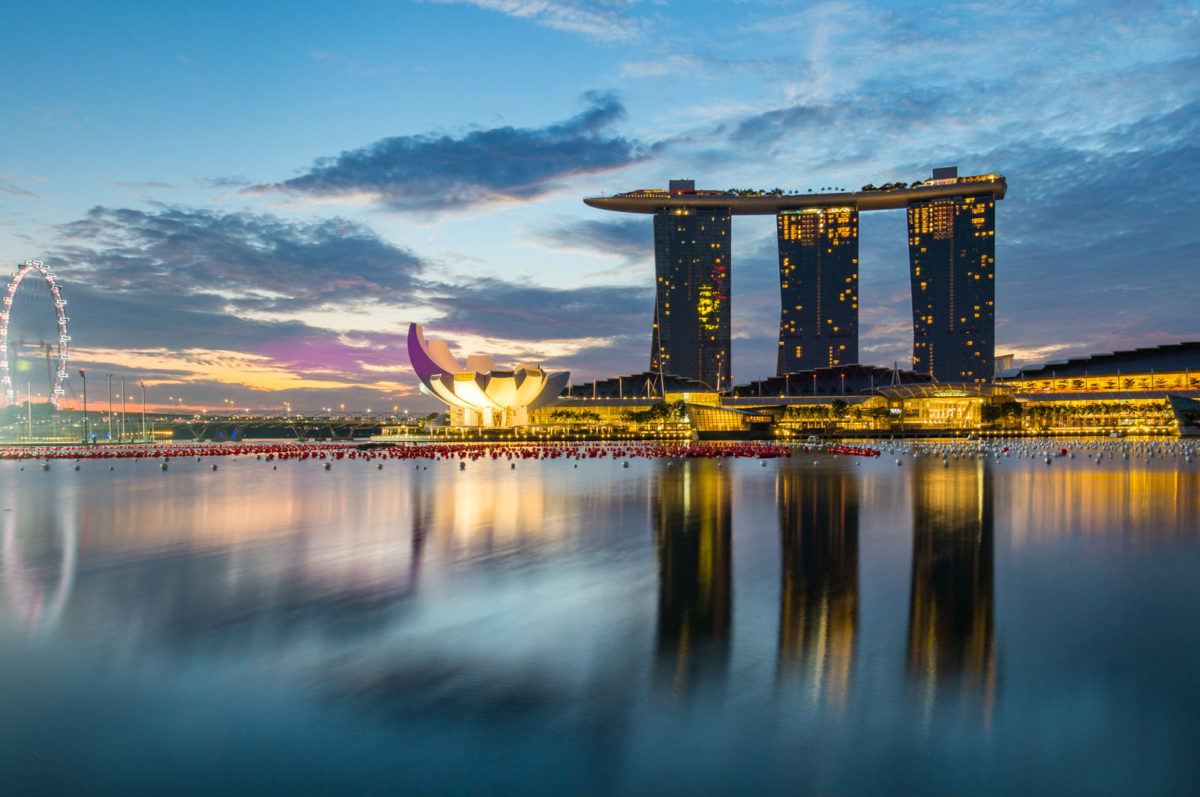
[2,446,1199,795]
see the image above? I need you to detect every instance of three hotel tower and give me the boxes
[584,167,1005,389]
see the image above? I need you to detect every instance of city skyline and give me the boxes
[1,0,1197,411]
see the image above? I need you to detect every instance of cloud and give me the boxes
[534,217,649,264]
[425,278,650,344]
[248,92,650,213]
[418,0,642,41]
[70,346,357,392]
[619,54,800,81]
[41,201,659,407]
[55,204,425,319]
[0,182,44,199]
[114,181,178,190]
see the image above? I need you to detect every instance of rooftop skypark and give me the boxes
[583,173,1006,215]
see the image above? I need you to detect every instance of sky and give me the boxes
[1,0,1197,413]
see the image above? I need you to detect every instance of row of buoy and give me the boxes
[8,437,1193,468]
[1,439,805,465]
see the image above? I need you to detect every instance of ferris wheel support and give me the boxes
[0,260,70,408]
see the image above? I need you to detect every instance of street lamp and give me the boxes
[78,369,89,442]
[106,373,113,442]
[121,375,126,443]
[140,381,146,443]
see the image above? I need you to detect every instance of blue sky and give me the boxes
[1,0,1197,412]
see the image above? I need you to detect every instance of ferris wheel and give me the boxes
[0,260,71,408]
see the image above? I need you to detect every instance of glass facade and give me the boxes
[907,194,996,383]
[651,207,731,390]
[776,208,859,374]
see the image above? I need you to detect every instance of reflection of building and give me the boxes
[407,323,568,428]
[777,464,858,708]
[907,461,995,706]
[651,192,731,390]
[777,208,859,374]
[654,459,731,693]
[907,167,996,383]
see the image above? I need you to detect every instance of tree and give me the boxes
[621,399,688,425]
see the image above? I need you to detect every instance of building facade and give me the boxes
[907,170,996,383]
[585,170,1005,389]
[776,207,859,374]
[651,205,731,390]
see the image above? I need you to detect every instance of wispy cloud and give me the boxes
[533,216,649,264]
[0,182,44,199]
[418,0,643,41]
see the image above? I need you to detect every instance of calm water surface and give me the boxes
[2,446,1199,795]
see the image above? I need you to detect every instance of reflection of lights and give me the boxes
[2,486,77,637]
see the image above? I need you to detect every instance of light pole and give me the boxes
[140,381,147,443]
[106,373,113,442]
[79,369,88,442]
[121,375,126,443]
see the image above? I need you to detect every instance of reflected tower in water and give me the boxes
[776,463,858,708]
[653,459,732,694]
[907,460,995,705]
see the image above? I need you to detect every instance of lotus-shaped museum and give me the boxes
[407,323,568,428]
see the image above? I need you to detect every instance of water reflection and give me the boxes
[1004,467,1200,545]
[776,463,858,710]
[1,481,78,637]
[653,459,732,696]
[907,460,995,709]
